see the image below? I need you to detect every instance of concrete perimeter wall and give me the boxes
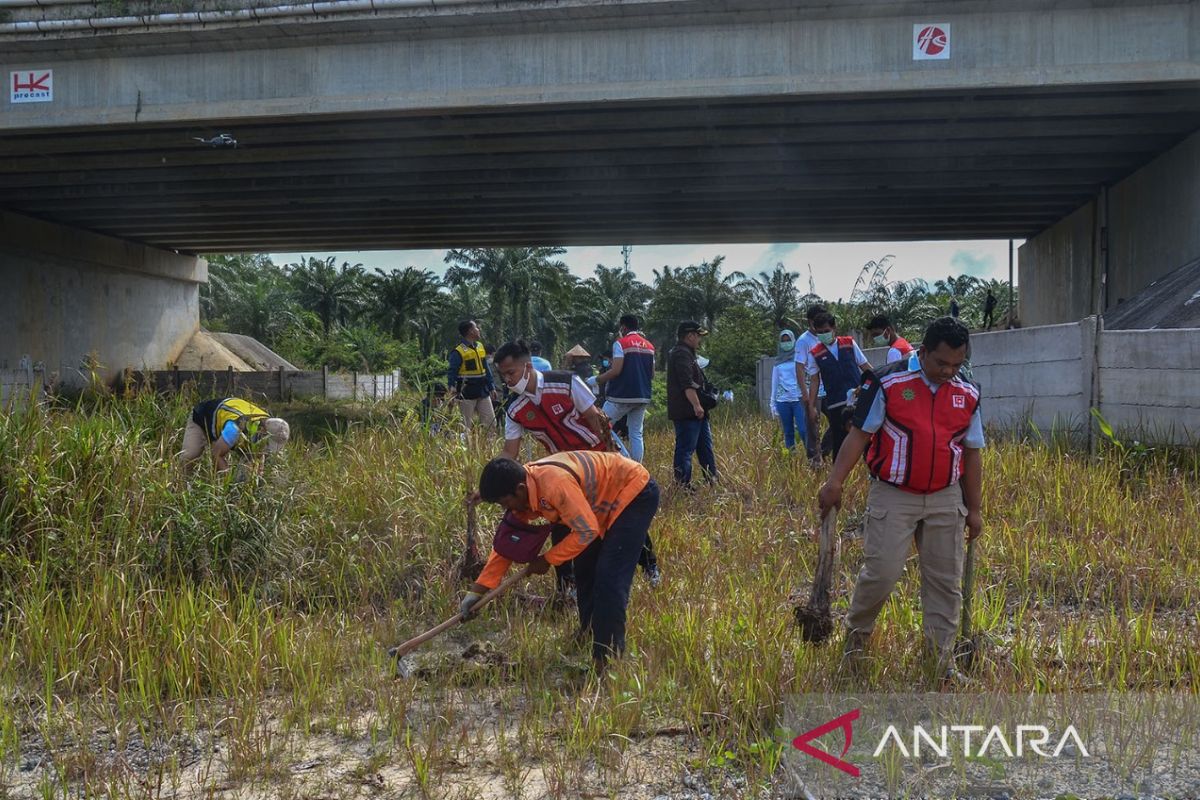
[1020,129,1200,327]
[0,211,206,387]
[758,319,1200,445]
[124,368,403,404]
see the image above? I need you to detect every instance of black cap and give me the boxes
[677,320,709,338]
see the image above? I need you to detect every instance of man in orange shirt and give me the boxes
[465,450,660,667]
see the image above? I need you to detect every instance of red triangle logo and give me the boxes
[792,708,861,777]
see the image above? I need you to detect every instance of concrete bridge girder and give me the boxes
[1,0,1200,373]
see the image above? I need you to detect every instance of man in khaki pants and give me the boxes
[447,319,497,430]
[817,317,984,687]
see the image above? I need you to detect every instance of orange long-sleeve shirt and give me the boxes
[475,450,650,590]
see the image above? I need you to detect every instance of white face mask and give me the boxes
[508,362,533,395]
[696,355,711,369]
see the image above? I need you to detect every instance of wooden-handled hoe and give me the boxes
[954,536,984,670]
[388,564,536,679]
[795,507,841,643]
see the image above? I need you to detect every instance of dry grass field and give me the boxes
[1,393,1197,798]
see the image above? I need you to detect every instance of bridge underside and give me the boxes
[4,82,1200,251]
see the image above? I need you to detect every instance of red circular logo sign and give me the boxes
[916,25,947,56]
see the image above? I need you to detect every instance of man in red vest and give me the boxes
[865,314,915,365]
[817,316,984,686]
[470,339,661,594]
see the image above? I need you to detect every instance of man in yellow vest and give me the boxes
[180,397,290,474]
[448,319,497,430]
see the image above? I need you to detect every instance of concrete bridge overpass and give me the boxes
[3,0,1200,380]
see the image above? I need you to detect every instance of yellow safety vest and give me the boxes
[210,397,269,449]
[455,341,488,378]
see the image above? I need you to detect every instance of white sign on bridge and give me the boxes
[912,24,950,60]
[10,70,53,103]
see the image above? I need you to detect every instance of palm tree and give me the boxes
[568,265,652,357]
[201,253,297,345]
[691,256,747,331]
[368,267,443,342]
[845,256,940,335]
[287,256,366,334]
[741,263,801,329]
[443,247,567,342]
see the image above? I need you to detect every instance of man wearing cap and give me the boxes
[817,316,984,686]
[180,397,290,475]
[667,321,717,487]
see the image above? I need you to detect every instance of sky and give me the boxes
[270,239,1021,302]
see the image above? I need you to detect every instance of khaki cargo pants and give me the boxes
[846,480,967,660]
[457,396,494,429]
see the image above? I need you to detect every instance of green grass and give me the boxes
[0,392,1196,797]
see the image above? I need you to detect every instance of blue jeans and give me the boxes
[775,400,808,451]
[602,400,648,462]
[573,480,660,664]
[673,418,717,486]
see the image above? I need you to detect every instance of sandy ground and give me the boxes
[173,330,253,371]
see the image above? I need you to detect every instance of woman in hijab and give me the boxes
[769,329,807,452]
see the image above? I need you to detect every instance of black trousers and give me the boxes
[574,480,660,664]
[820,400,853,462]
[549,524,574,592]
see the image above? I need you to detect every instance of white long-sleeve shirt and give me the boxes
[770,360,803,404]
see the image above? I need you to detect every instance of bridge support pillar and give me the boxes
[0,211,206,387]
[1020,128,1200,327]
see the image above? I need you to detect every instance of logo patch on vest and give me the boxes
[551,404,565,415]
[902,388,916,401]
[952,394,966,409]
[525,410,537,422]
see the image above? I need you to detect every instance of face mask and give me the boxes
[779,339,795,352]
[696,355,711,369]
[872,334,889,346]
[816,331,835,345]
[508,363,533,395]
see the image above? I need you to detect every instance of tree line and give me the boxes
[200,249,1016,391]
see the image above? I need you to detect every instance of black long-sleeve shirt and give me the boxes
[666,342,704,421]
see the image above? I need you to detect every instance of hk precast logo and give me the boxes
[791,708,1090,778]
[916,25,948,57]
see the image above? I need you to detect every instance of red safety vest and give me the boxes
[505,371,606,454]
[864,368,980,493]
[891,336,914,357]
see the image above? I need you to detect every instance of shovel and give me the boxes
[954,535,983,670]
[455,499,485,581]
[795,507,841,643]
[389,563,537,679]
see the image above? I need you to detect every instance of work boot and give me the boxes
[939,667,971,692]
[840,628,870,675]
[921,635,959,686]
